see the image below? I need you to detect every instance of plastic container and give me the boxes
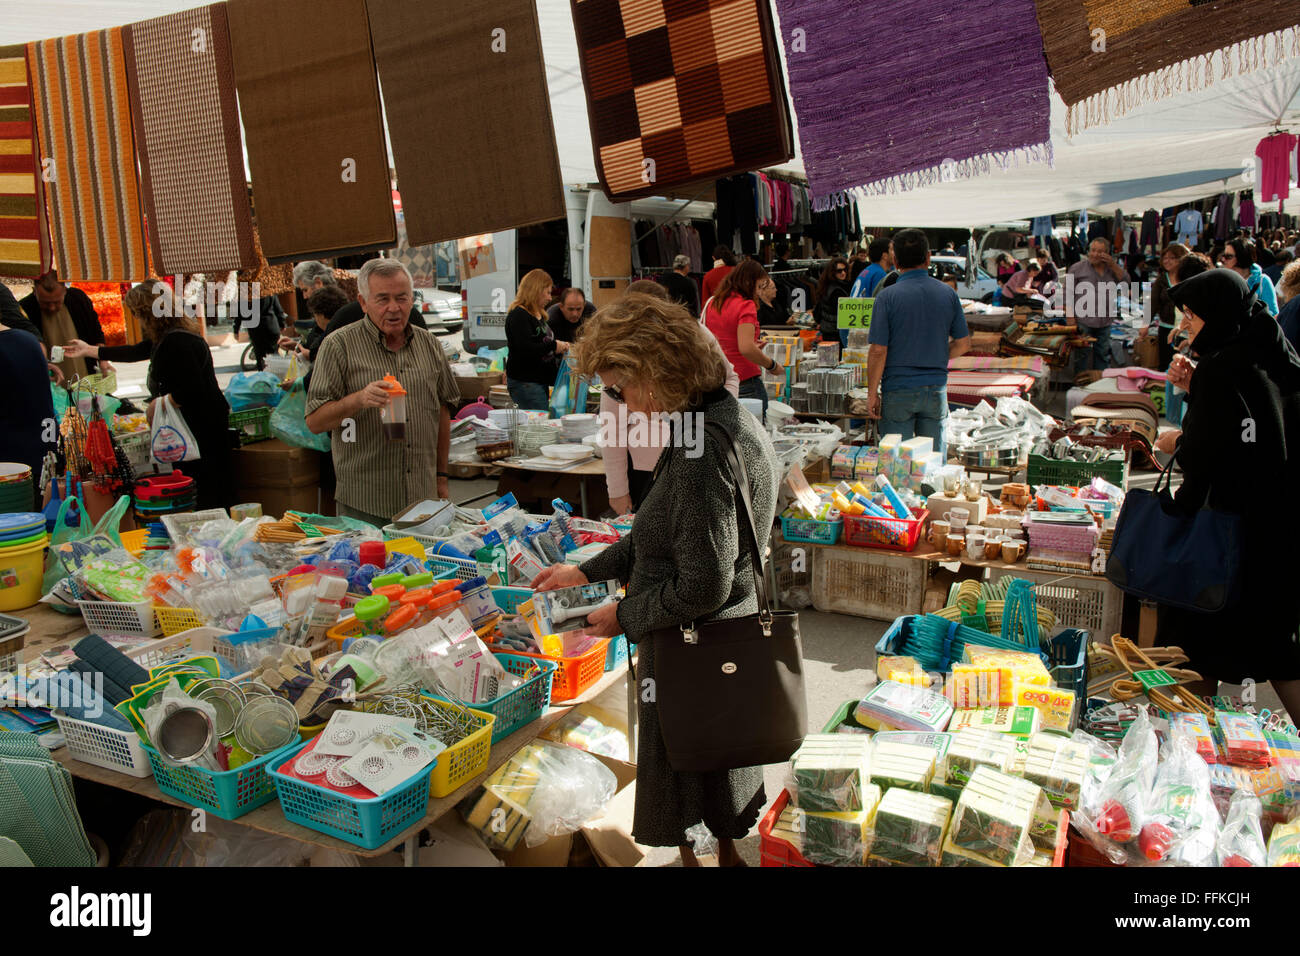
[358,540,387,569]
[491,586,534,616]
[352,595,390,637]
[428,654,556,744]
[780,515,842,546]
[502,639,607,703]
[154,605,208,637]
[228,406,272,445]
[0,537,48,612]
[268,741,430,849]
[424,698,495,797]
[758,789,815,868]
[77,597,161,638]
[604,635,630,672]
[842,508,927,552]
[1026,454,1128,489]
[144,741,296,820]
[379,376,408,442]
[51,709,152,777]
[372,583,407,606]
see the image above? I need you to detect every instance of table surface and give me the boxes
[494,457,606,477]
[20,603,627,858]
[787,537,1108,579]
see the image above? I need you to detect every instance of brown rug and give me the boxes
[571,0,793,200]
[366,0,565,245]
[123,4,255,276]
[1035,0,1300,132]
[226,0,394,262]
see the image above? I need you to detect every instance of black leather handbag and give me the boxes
[646,421,807,773]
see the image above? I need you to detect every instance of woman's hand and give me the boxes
[1155,430,1181,455]
[532,564,588,592]
[1168,355,1194,390]
[607,494,633,517]
[98,360,115,374]
[63,338,98,359]
[555,340,571,354]
[583,599,622,638]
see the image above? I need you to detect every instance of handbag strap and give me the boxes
[702,419,772,620]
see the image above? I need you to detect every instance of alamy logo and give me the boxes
[1,668,104,719]
[50,887,151,936]
[151,276,262,325]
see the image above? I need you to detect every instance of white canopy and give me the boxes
[7,2,1298,226]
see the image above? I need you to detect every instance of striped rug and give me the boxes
[0,44,52,278]
[27,29,150,282]
[123,4,255,276]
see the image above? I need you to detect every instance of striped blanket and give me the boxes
[27,30,151,282]
[0,44,52,278]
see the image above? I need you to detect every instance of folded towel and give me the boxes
[73,634,149,688]
[51,671,133,732]
[66,660,132,708]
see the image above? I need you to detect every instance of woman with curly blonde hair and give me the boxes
[533,293,782,866]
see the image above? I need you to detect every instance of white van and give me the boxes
[461,188,715,354]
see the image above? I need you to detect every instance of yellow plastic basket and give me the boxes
[154,605,208,636]
[120,528,148,556]
[425,697,495,798]
[384,536,427,562]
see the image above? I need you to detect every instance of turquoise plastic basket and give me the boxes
[605,636,629,672]
[426,654,555,744]
[267,742,432,850]
[491,586,533,615]
[780,515,842,545]
[143,742,294,821]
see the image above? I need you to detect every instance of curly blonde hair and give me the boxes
[1278,260,1300,306]
[572,293,728,413]
[124,279,199,342]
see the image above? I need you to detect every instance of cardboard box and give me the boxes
[456,371,504,402]
[240,483,333,519]
[233,438,321,488]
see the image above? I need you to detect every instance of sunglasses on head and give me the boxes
[605,383,626,403]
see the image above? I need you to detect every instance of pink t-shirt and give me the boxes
[1256,132,1297,202]
[705,293,761,381]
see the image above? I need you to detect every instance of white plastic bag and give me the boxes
[150,395,200,463]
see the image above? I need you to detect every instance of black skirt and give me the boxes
[1156,603,1300,684]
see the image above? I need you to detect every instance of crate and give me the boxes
[425,698,495,798]
[229,406,272,445]
[1026,454,1128,490]
[842,508,927,552]
[144,740,294,820]
[780,515,842,546]
[155,605,208,637]
[502,639,607,703]
[77,598,160,638]
[119,625,316,681]
[428,654,555,744]
[268,741,431,850]
[1066,825,1120,867]
[987,568,1122,641]
[0,629,25,674]
[51,709,152,777]
[811,546,926,621]
[759,788,815,867]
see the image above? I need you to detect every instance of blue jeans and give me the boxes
[880,385,948,459]
[739,375,768,423]
[507,379,549,410]
[1078,323,1112,370]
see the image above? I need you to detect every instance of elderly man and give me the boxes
[16,270,110,382]
[292,258,428,361]
[305,259,460,527]
[546,287,595,344]
[660,255,700,317]
[1064,238,1127,370]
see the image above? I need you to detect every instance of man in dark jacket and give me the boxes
[16,271,106,379]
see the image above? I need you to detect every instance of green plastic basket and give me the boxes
[1025,454,1127,489]
[821,698,871,734]
[228,406,272,445]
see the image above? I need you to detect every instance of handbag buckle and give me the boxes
[681,623,698,644]
[759,609,773,637]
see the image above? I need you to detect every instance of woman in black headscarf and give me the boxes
[1162,268,1300,718]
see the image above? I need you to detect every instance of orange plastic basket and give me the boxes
[496,639,607,703]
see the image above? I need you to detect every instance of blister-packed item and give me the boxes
[870,739,936,793]
[1170,712,1217,764]
[790,734,872,812]
[948,767,1044,866]
[947,728,1016,786]
[1012,682,1076,733]
[1214,710,1270,768]
[1021,732,1088,810]
[1266,816,1300,867]
[1078,710,1158,863]
[949,705,1041,736]
[1214,790,1268,866]
[962,646,1050,706]
[854,680,953,733]
[946,663,1002,709]
[875,655,930,688]
[868,788,951,867]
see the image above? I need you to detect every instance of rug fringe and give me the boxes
[1067,25,1300,135]
[811,141,1054,210]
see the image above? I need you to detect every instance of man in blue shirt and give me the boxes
[851,237,894,298]
[866,229,971,457]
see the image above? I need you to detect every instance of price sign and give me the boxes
[1134,669,1177,691]
[837,297,874,330]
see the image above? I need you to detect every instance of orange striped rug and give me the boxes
[27,29,150,282]
[0,44,52,278]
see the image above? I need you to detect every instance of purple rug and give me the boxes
[773,0,1053,208]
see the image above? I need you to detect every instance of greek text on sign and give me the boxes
[838,298,873,330]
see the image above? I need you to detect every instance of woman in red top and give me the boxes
[704,258,780,421]
[701,245,737,302]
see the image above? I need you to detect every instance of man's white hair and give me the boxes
[358,258,412,299]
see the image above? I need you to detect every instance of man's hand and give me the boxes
[608,494,633,517]
[868,391,881,419]
[532,564,589,592]
[356,380,394,409]
[48,363,64,386]
[1136,328,1149,341]
[1154,430,1181,455]
[582,600,622,638]
[98,360,115,374]
[436,477,449,499]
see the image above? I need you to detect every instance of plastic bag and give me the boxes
[1141,726,1218,865]
[1267,817,1300,867]
[270,378,330,452]
[42,493,86,596]
[225,371,285,411]
[519,742,618,846]
[1077,709,1157,864]
[150,395,199,463]
[1216,791,1268,867]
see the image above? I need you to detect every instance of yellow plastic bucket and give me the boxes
[0,536,47,611]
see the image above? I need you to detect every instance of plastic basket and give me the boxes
[144,740,294,820]
[228,406,272,445]
[267,741,432,850]
[780,515,842,546]
[119,528,148,556]
[604,635,629,672]
[425,697,495,798]
[821,698,871,734]
[759,788,815,867]
[154,605,208,636]
[119,626,317,681]
[491,586,534,615]
[428,654,555,744]
[501,639,607,703]
[842,507,927,552]
[1026,454,1128,489]
[426,552,484,582]
[51,709,152,777]
[986,569,1122,642]
[810,546,926,621]
[77,598,160,638]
